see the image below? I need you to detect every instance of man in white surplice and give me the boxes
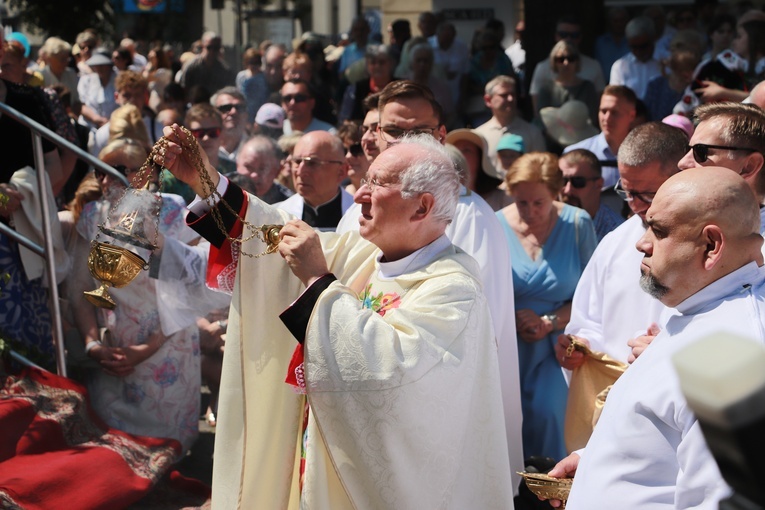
[543,167,765,509]
[559,122,687,368]
[161,128,513,509]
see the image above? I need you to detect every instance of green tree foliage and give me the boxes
[8,0,115,42]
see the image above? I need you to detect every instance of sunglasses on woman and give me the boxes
[190,127,221,139]
[346,143,364,157]
[554,55,579,64]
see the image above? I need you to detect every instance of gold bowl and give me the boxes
[261,224,282,254]
[83,241,148,309]
[517,472,573,507]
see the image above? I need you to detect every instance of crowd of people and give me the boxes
[1,3,765,508]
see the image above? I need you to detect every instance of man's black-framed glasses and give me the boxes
[687,143,759,164]
[562,175,599,189]
[614,178,656,204]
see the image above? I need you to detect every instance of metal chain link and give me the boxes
[155,126,280,258]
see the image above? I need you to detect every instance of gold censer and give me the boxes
[85,127,284,309]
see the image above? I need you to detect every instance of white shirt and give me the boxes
[428,35,470,105]
[77,72,117,131]
[89,114,164,156]
[609,53,662,100]
[568,262,765,509]
[475,116,546,178]
[530,54,605,96]
[565,214,665,362]
[505,40,525,76]
[336,187,525,494]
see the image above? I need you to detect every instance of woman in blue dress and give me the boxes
[497,152,597,461]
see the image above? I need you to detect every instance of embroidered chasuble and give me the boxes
[191,184,513,509]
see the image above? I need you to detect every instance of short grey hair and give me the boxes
[396,134,460,224]
[240,135,282,169]
[618,122,687,173]
[625,16,656,39]
[484,75,516,96]
[211,86,245,105]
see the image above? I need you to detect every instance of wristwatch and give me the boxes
[542,314,559,331]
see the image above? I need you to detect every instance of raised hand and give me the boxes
[278,219,329,287]
[154,124,219,198]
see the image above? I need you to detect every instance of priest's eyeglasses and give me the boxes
[614,178,656,204]
[360,177,409,193]
[291,156,344,169]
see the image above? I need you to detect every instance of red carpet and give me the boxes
[0,367,204,509]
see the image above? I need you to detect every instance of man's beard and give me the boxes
[561,194,582,208]
[639,270,670,300]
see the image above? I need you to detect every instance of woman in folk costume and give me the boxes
[160,126,514,509]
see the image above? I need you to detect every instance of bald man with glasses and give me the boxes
[274,131,353,230]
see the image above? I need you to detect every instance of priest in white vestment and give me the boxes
[544,167,765,509]
[160,128,514,509]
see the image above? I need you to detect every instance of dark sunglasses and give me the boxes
[217,103,241,114]
[630,42,653,51]
[557,30,581,39]
[95,164,134,179]
[190,127,221,139]
[554,55,579,64]
[688,143,759,163]
[346,143,364,157]
[281,93,310,104]
[562,175,598,188]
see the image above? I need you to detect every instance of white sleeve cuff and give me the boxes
[188,174,229,216]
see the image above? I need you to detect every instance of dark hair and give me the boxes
[282,78,315,98]
[164,82,185,104]
[377,80,442,124]
[739,20,765,77]
[556,15,582,28]
[337,120,362,144]
[707,13,736,36]
[560,149,602,177]
[363,92,380,113]
[602,84,638,107]
[113,47,133,66]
